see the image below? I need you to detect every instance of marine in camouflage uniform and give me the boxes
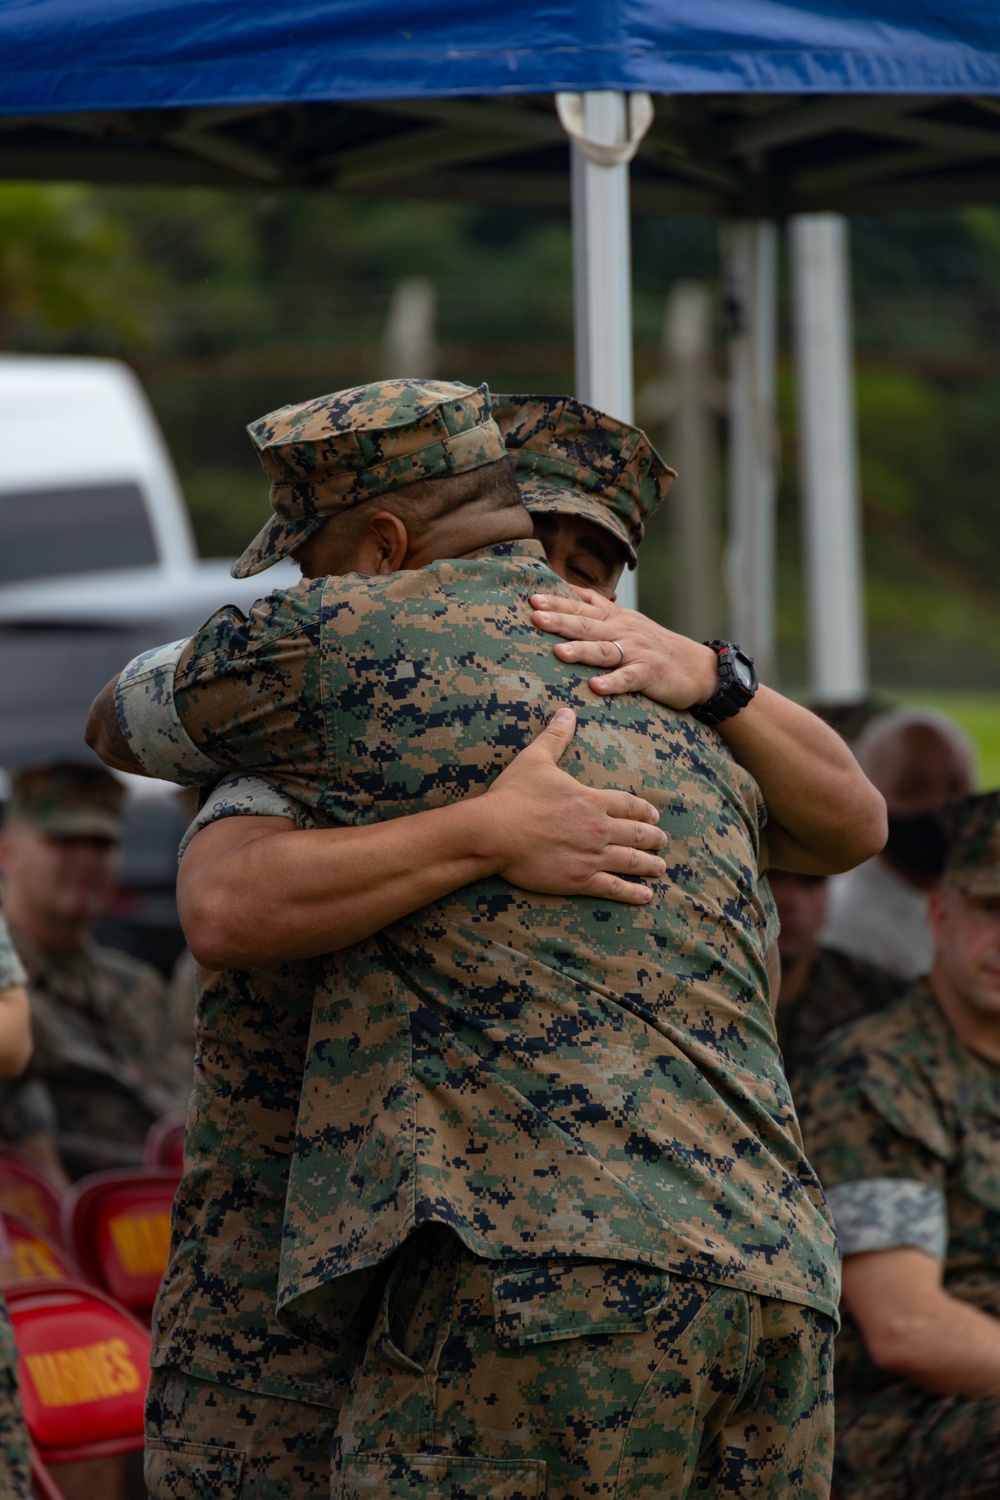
[777,945,907,1085]
[0,917,35,1499]
[797,789,1000,1500]
[1,764,186,1175]
[140,387,687,1499]
[114,381,838,1498]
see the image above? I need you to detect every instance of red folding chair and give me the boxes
[61,1169,180,1319]
[6,1277,149,1493]
[143,1110,186,1171]
[0,1147,64,1247]
[0,1212,77,1285]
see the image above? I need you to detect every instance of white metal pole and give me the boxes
[788,213,868,703]
[662,282,723,642]
[723,221,778,681]
[559,90,651,611]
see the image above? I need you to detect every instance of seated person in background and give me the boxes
[0,913,37,1499]
[770,869,906,1083]
[0,763,188,1179]
[797,788,1000,1500]
[822,707,976,980]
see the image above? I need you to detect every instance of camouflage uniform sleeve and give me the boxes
[796,1029,949,1261]
[178,773,300,861]
[759,873,779,951]
[169,584,327,780]
[115,639,222,784]
[0,919,25,992]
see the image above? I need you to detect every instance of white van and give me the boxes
[0,356,297,765]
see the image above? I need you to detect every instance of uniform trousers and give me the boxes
[333,1225,835,1500]
[145,1366,341,1498]
[0,1303,29,1500]
[837,1388,1000,1500]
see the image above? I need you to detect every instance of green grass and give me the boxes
[895,692,1000,789]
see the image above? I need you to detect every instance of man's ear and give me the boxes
[359,511,409,575]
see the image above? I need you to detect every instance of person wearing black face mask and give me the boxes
[823,708,977,980]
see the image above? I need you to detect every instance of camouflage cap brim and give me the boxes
[948,868,1000,897]
[31,807,124,841]
[521,479,638,569]
[230,512,328,579]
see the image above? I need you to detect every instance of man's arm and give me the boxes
[179,707,669,969]
[843,1247,1000,1397]
[529,589,887,875]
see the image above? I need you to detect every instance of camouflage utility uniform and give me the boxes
[0,918,33,1499]
[118,465,839,1500]
[144,932,349,1497]
[8,922,183,1155]
[776,946,907,1085]
[797,984,1000,1499]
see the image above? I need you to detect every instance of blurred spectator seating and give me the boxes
[6,1278,149,1495]
[143,1111,185,1172]
[61,1168,179,1320]
[0,1145,65,1246]
[0,1212,77,1284]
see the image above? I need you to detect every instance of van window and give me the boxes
[0,482,159,585]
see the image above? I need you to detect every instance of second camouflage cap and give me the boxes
[940,789,1000,896]
[492,394,676,570]
[232,379,507,578]
[8,761,125,841]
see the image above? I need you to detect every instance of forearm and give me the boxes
[0,987,32,1077]
[180,800,502,969]
[530,592,886,874]
[718,687,886,873]
[858,1290,1000,1397]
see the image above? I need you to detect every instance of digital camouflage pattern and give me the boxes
[0,1298,30,1499]
[8,761,125,841]
[824,1177,947,1260]
[796,983,1000,1498]
[232,379,506,578]
[146,1366,341,1498]
[493,394,676,568]
[151,940,352,1405]
[0,914,56,1147]
[334,1224,834,1500]
[7,921,186,1152]
[0,916,26,993]
[775,945,907,1085]
[939,787,1000,895]
[116,537,840,1340]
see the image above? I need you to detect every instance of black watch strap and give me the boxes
[690,640,759,727]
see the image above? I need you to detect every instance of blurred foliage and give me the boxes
[0,183,151,347]
[4,180,1000,688]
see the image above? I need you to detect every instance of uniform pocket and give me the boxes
[145,1437,245,1498]
[339,1452,545,1498]
[493,1259,670,1348]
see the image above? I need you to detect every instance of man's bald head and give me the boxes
[854,709,976,817]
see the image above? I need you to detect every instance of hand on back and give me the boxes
[530,588,718,710]
[481,707,667,906]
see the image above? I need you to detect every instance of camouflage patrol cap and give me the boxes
[8,762,125,841]
[940,790,1000,896]
[232,379,507,578]
[492,394,676,570]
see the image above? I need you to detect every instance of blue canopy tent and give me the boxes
[1,0,999,691]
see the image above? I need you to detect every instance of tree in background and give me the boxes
[0,183,149,349]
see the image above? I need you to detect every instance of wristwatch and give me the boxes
[690,640,759,727]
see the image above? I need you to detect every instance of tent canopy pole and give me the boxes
[559,90,651,611]
[723,220,779,682]
[789,213,869,705]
